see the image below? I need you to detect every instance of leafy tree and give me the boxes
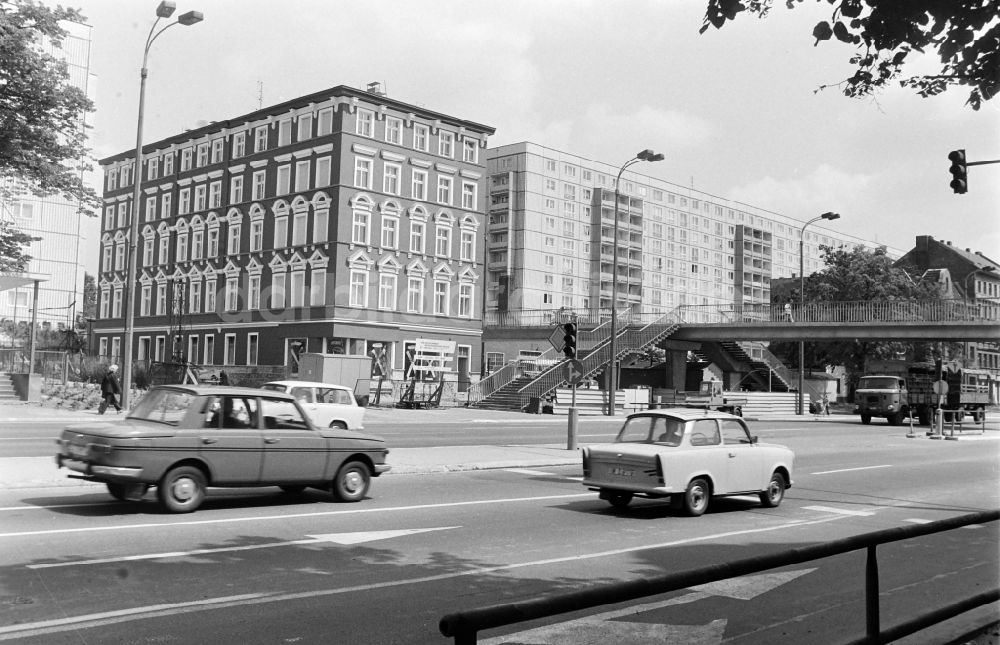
[0,1,99,209]
[0,219,37,272]
[80,271,96,321]
[770,245,950,389]
[701,0,999,110]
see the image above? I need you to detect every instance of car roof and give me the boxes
[151,384,296,400]
[626,407,743,422]
[264,381,351,390]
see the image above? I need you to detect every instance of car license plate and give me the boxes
[67,444,88,458]
[609,466,634,477]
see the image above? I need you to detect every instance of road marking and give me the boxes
[505,468,557,476]
[27,527,461,569]
[811,465,892,475]
[802,505,877,516]
[0,493,593,538]
[0,517,845,642]
[481,569,816,644]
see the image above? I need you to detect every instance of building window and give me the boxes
[254,126,267,152]
[435,225,451,257]
[412,169,427,201]
[140,286,151,316]
[385,117,402,144]
[207,228,219,257]
[225,276,239,311]
[252,170,266,200]
[142,239,154,266]
[310,267,326,305]
[247,333,259,365]
[352,210,369,245]
[383,163,400,195]
[194,184,207,211]
[381,216,398,249]
[209,181,222,208]
[295,160,310,192]
[290,271,305,307]
[313,209,328,243]
[277,165,291,196]
[161,193,172,219]
[317,108,333,136]
[211,138,224,163]
[413,123,429,152]
[439,131,454,158]
[224,334,236,365]
[460,230,474,261]
[297,113,312,141]
[315,156,331,188]
[176,233,188,262]
[407,277,423,313]
[356,109,374,137]
[273,216,287,248]
[410,221,425,254]
[158,236,169,264]
[248,275,260,309]
[180,148,192,171]
[144,196,157,222]
[437,176,452,205]
[378,274,396,310]
[230,176,244,204]
[191,230,203,259]
[433,280,449,315]
[250,220,263,251]
[178,188,190,215]
[278,118,292,146]
[203,334,215,365]
[271,272,285,308]
[292,211,307,246]
[459,283,473,317]
[163,154,174,176]
[205,279,216,312]
[196,143,209,167]
[227,223,241,254]
[461,182,476,210]
[233,132,246,158]
[349,270,368,307]
[354,157,372,189]
[155,283,166,315]
[463,139,478,163]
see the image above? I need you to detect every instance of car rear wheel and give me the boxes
[605,491,633,509]
[759,472,786,508]
[683,478,710,517]
[158,466,207,513]
[331,460,370,502]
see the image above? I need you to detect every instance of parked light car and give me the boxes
[55,385,390,513]
[261,381,365,430]
[581,409,794,516]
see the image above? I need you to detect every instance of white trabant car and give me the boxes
[261,381,365,430]
[582,408,794,516]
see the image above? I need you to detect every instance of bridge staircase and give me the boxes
[470,312,682,412]
[716,341,795,393]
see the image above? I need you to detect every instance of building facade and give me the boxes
[485,142,898,322]
[0,20,94,331]
[94,85,494,384]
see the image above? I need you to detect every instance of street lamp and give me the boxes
[121,1,203,409]
[606,149,664,415]
[797,211,840,415]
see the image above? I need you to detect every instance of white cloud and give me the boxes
[729,164,876,221]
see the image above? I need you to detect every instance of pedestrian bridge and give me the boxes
[485,299,1000,342]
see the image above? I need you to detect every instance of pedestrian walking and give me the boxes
[821,393,830,415]
[98,364,122,414]
[783,303,794,322]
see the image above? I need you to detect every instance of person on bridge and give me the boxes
[98,364,122,414]
[783,303,794,322]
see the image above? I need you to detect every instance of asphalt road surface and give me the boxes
[0,421,997,644]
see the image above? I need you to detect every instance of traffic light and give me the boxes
[562,322,577,359]
[948,149,968,194]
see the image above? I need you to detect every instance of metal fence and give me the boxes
[440,509,999,645]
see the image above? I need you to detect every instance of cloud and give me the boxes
[728,164,876,220]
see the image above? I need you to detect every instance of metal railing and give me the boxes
[741,341,796,390]
[440,509,999,644]
[484,299,1000,329]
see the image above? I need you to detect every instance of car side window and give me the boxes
[653,418,684,447]
[221,396,257,429]
[203,397,221,428]
[318,388,346,404]
[290,387,314,404]
[690,419,721,446]
[721,419,752,445]
[261,398,310,430]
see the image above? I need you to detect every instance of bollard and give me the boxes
[929,409,943,439]
[905,411,916,439]
[567,407,578,450]
[945,410,959,441]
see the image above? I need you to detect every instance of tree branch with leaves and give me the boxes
[701,0,999,110]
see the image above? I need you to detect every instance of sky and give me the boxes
[66,0,999,270]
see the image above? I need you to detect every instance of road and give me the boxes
[0,419,997,644]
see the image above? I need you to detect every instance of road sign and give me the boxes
[932,380,949,395]
[564,359,585,385]
[548,326,565,353]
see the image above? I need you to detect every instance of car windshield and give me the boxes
[859,377,899,389]
[616,415,685,447]
[128,389,195,425]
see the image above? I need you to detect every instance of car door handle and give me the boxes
[265,438,280,444]
[202,438,217,444]
[729,452,737,458]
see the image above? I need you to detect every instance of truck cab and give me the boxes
[854,375,908,425]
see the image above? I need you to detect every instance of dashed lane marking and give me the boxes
[802,505,877,517]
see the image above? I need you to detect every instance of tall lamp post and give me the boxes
[605,149,664,415]
[797,211,840,415]
[121,1,203,409]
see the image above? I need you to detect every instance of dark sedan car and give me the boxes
[55,385,391,512]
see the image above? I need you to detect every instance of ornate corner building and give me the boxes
[93,85,494,383]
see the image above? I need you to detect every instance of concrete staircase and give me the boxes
[474,376,534,411]
[0,373,20,402]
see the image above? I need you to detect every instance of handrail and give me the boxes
[440,509,999,644]
[741,341,796,390]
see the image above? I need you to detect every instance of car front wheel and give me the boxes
[158,466,207,513]
[332,460,370,502]
[759,472,786,508]
[683,478,710,517]
[860,414,871,425]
